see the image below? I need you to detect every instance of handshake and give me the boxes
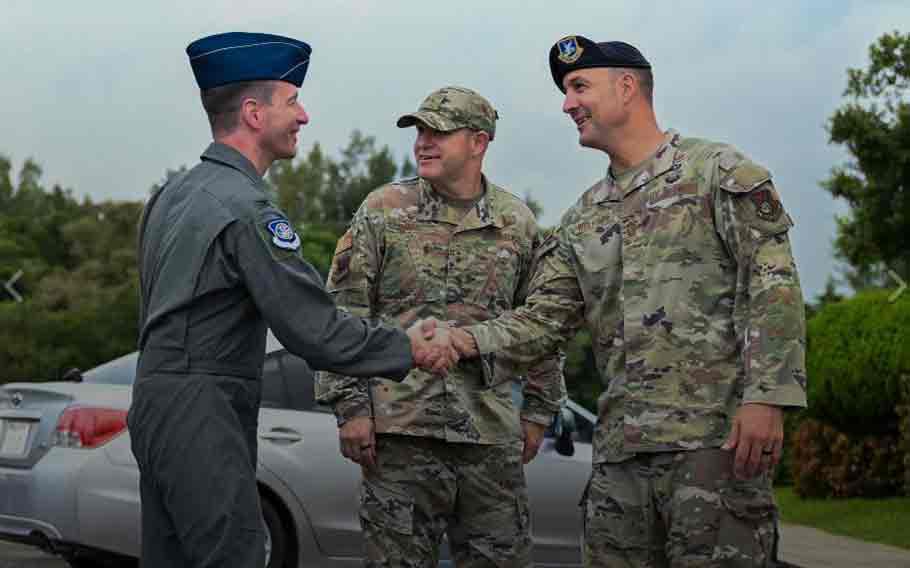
[405,318,480,375]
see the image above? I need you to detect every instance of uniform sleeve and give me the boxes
[713,151,808,408]
[521,353,567,426]
[314,203,387,424]
[515,229,568,426]
[465,226,586,366]
[228,206,413,381]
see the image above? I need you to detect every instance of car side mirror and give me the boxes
[554,406,576,457]
[62,368,83,382]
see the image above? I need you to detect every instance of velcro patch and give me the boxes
[334,231,353,256]
[266,218,300,251]
[719,161,771,194]
[750,187,783,222]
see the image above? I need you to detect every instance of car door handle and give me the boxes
[259,428,303,444]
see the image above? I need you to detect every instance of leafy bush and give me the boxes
[791,417,905,498]
[897,376,910,496]
[774,409,805,486]
[805,290,910,434]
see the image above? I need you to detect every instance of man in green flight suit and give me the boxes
[128,32,457,568]
[451,36,808,567]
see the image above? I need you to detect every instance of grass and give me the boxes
[775,486,910,550]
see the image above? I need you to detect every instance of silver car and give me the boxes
[0,336,594,567]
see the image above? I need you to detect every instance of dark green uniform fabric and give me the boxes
[129,142,414,567]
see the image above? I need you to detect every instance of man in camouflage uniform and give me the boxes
[315,86,565,567]
[453,37,808,566]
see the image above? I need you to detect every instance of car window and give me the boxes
[279,353,322,412]
[261,353,288,409]
[83,352,138,386]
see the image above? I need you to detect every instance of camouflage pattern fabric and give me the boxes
[583,448,777,567]
[360,435,531,567]
[466,130,808,463]
[315,176,565,443]
[397,86,499,139]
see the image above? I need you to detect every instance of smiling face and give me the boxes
[561,67,627,151]
[413,124,480,185]
[260,81,309,161]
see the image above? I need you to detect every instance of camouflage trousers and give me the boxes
[359,434,532,568]
[582,449,779,567]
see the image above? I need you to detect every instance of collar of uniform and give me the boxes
[415,176,503,229]
[201,142,265,186]
[609,129,682,197]
[593,174,621,204]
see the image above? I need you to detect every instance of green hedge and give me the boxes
[791,416,905,498]
[805,290,910,434]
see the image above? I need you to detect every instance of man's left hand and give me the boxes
[521,420,547,464]
[722,403,784,480]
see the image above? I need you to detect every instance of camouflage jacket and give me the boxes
[315,176,566,444]
[467,131,807,462]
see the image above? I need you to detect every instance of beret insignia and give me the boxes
[556,36,584,64]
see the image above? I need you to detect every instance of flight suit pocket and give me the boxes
[359,479,414,536]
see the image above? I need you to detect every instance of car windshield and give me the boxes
[83,352,139,386]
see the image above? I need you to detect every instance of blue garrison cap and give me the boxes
[549,35,650,93]
[186,32,312,90]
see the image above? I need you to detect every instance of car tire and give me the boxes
[262,495,290,568]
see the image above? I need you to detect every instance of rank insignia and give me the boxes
[750,188,782,222]
[557,36,583,64]
[266,218,301,251]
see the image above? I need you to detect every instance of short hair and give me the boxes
[200,81,277,135]
[613,67,654,105]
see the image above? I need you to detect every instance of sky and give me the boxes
[2,1,908,300]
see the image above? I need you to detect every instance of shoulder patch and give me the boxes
[334,230,353,255]
[266,217,300,251]
[749,185,784,222]
[719,160,771,194]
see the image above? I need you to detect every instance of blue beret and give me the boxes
[186,32,312,90]
[549,35,650,93]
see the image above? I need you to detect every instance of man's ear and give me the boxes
[472,131,491,157]
[240,97,264,131]
[621,72,638,104]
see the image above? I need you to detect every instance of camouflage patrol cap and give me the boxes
[549,35,651,93]
[397,86,499,140]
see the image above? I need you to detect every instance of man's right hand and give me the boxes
[407,318,460,374]
[339,416,377,470]
[450,327,479,358]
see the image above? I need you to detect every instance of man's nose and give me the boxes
[562,93,577,115]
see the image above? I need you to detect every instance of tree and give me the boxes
[822,31,910,289]
[523,192,544,219]
[267,131,412,275]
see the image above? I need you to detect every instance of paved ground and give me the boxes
[778,523,910,568]
[0,542,63,568]
[3,524,910,566]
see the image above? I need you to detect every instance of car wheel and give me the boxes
[262,495,290,568]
